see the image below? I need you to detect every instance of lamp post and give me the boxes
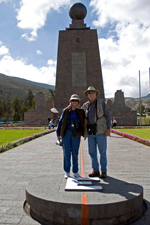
[149,67,150,94]
[139,70,142,126]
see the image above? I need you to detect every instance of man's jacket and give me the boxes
[82,98,109,137]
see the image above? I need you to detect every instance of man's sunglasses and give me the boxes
[88,91,95,94]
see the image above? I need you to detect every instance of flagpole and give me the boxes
[139,70,142,126]
[149,67,150,94]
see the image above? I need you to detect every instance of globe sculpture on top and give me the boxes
[69,2,87,20]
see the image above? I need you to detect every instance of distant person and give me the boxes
[56,94,85,179]
[49,119,54,129]
[48,116,51,124]
[112,117,117,128]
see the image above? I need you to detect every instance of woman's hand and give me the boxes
[57,136,61,141]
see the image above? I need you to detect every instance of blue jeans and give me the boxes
[62,129,80,173]
[88,133,107,172]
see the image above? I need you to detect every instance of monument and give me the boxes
[54,3,105,113]
[24,92,53,126]
[107,90,137,125]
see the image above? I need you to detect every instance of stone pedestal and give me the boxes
[24,176,145,225]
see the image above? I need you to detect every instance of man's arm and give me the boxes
[103,101,111,136]
[103,100,111,129]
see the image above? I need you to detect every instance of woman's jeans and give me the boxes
[62,129,80,173]
[88,133,107,172]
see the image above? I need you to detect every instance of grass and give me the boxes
[116,128,150,140]
[0,129,46,145]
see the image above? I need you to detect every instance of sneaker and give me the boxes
[74,172,81,178]
[100,172,107,178]
[89,171,100,177]
[64,172,70,179]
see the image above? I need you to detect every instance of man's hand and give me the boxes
[66,104,72,109]
[105,129,110,136]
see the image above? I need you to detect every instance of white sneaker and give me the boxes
[64,172,70,179]
[74,172,81,178]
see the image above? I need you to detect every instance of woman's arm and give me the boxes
[56,113,63,138]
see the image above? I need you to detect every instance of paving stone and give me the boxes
[0,132,149,224]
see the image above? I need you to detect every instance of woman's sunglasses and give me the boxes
[71,100,79,102]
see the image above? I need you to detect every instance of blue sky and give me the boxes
[0,0,150,98]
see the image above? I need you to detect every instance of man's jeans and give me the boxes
[62,129,80,173]
[88,133,107,172]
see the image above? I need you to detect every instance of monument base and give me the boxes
[24,175,146,225]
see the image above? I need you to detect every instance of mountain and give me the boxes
[0,73,150,110]
[0,73,55,100]
[142,93,150,99]
[124,97,150,110]
[106,96,150,110]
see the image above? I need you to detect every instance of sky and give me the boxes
[0,0,150,98]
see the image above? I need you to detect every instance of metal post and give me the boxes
[149,67,150,94]
[139,70,142,126]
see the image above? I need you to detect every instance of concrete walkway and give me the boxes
[0,131,150,224]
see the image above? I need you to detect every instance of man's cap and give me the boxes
[83,86,100,97]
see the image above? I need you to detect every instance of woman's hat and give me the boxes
[69,94,80,102]
[83,86,100,97]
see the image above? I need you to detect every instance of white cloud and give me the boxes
[36,50,42,55]
[0,53,56,86]
[90,0,150,98]
[16,0,72,41]
[0,44,9,55]
[90,0,150,27]
[0,0,9,2]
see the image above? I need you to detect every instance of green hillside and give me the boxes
[0,73,55,100]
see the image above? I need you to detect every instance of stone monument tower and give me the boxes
[54,3,105,112]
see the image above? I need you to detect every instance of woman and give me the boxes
[56,94,85,178]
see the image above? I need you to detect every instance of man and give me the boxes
[112,117,117,128]
[82,86,111,178]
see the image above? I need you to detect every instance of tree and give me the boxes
[3,96,12,122]
[0,101,3,119]
[0,90,4,119]
[26,89,34,108]
[49,89,55,100]
[21,105,28,120]
[137,101,145,116]
[49,89,55,107]
[12,96,22,122]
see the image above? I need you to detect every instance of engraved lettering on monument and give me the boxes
[72,52,86,87]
